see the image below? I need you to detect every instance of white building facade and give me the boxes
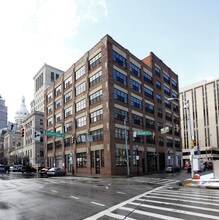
[179,79,219,165]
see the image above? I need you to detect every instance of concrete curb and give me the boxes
[184,179,219,189]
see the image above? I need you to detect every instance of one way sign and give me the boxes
[33,131,41,142]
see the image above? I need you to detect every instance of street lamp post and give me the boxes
[168,98,194,179]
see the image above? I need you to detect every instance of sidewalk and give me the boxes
[184,173,219,189]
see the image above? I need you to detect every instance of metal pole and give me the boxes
[186,100,194,179]
[124,119,130,176]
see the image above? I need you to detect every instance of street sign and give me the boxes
[44,131,65,138]
[161,126,169,134]
[33,131,41,141]
[136,130,152,136]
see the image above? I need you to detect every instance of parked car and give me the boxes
[21,166,37,173]
[12,164,24,172]
[39,167,50,177]
[165,165,180,173]
[47,167,66,177]
[0,164,6,173]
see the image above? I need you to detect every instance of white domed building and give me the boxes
[15,96,29,128]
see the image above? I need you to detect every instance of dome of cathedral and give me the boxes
[15,96,29,127]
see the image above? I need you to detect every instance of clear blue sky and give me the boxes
[0,0,219,121]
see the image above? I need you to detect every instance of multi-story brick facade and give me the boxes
[44,35,180,176]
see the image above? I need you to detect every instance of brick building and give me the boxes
[44,35,181,176]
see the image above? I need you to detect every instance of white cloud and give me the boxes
[0,0,107,121]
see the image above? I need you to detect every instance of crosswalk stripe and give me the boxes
[159,189,219,199]
[128,202,219,219]
[105,212,136,220]
[136,198,219,213]
[119,206,184,220]
[144,195,219,206]
[150,192,219,202]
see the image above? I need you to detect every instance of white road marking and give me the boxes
[105,212,136,220]
[120,206,184,220]
[136,198,219,213]
[70,196,79,200]
[91,201,105,207]
[116,191,126,194]
[128,202,219,220]
[51,190,58,193]
[84,185,166,220]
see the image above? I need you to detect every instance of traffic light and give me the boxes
[175,124,179,132]
[72,136,76,144]
[193,140,197,146]
[21,128,24,137]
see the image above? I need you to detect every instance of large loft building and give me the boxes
[44,35,180,176]
[179,79,219,165]
[31,63,64,113]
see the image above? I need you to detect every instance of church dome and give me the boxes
[15,96,29,127]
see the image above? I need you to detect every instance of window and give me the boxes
[76,99,86,112]
[90,90,103,105]
[159,137,164,146]
[47,92,53,102]
[145,103,154,114]
[144,87,153,99]
[172,91,177,99]
[76,152,87,167]
[114,88,128,103]
[130,79,141,93]
[164,85,170,96]
[51,72,54,82]
[114,107,128,122]
[164,98,171,108]
[163,73,170,84]
[131,96,142,109]
[130,63,141,77]
[156,94,162,104]
[167,139,173,147]
[157,122,163,131]
[47,104,53,114]
[90,109,103,123]
[64,122,72,132]
[173,103,179,113]
[113,69,127,85]
[115,127,126,140]
[116,148,129,166]
[132,114,143,126]
[76,82,86,96]
[89,53,101,69]
[64,76,72,89]
[165,112,172,121]
[101,149,104,167]
[91,151,94,167]
[157,108,162,118]
[55,99,61,109]
[155,66,160,76]
[76,116,86,128]
[55,112,62,122]
[89,71,102,87]
[113,50,126,68]
[144,72,153,85]
[75,65,85,80]
[47,117,53,126]
[55,126,62,133]
[55,85,61,96]
[156,80,161,90]
[64,106,72,118]
[64,91,72,103]
[90,129,103,141]
[145,118,155,129]
[172,80,178,90]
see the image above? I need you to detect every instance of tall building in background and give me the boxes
[179,79,219,165]
[44,35,180,176]
[0,95,7,129]
[31,63,64,113]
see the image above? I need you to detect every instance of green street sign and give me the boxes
[44,131,65,138]
[136,131,152,136]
